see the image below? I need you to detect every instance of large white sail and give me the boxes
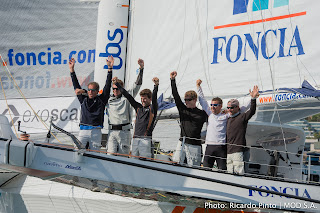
[126,0,319,99]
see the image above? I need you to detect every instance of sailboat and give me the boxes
[1,0,320,212]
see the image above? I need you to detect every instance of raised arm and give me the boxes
[100,56,114,104]
[69,58,81,90]
[152,77,159,116]
[69,58,85,103]
[170,71,184,109]
[196,79,211,116]
[244,85,259,121]
[129,58,144,98]
[115,81,141,110]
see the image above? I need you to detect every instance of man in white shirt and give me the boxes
[196,79,249,170]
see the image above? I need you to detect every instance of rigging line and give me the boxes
[195,0,213,96]
[258,1,317,86]
[245,1,264,91]
[257,0,289,164]
[205,0,213,95]
[124,0,135,87]
[123,0,132,86]
[0,75,18,138]
[0,53,63,144]
[163,0,188,95]
[286,5,302,86]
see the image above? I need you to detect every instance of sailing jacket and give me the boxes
[70,71,112,127]
[106,68,143,126]
[171,79,207,146]
[226,99,256,154]
[116,82,158,137]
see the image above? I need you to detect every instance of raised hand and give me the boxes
[106,55,114,69]
[112,76,118,84]
[249,85,259,98]
[138,58,144,69]
[152,77,159,86]
[196,79,202,87]
[69,58,75,73]
[75,88,85,95]
[170,71,177,79]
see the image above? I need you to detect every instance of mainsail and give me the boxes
[125,0,319,100]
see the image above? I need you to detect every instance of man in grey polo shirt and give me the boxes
[106,58,144,156]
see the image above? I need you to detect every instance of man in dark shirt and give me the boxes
[69,56,113,151]
[226,85,259,174]
[69,56,114,192]
[114,77,159,158]
[170,71,207,166]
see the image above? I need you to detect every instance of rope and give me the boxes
[0,53,62,144]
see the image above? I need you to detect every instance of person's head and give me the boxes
[87,82,99,99]
[184,90,197,108]
[140,89,152,107]
[211,97,223,114]
[227,99,240,115]
[112,79,124,97]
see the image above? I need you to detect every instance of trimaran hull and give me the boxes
[0,131,319,212]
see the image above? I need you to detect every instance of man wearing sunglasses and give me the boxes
[226,85,259,175]
[196,79,250,171]
[69,56,114,192]
[170,71,207,166]
[69,56,114,151]
[114,77,159,159]
[106,58,144,156]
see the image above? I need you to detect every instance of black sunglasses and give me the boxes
[88,89,97,92]
[210,104,221,107]
[227,106,236,109]
[184,98,193,102]
[112,87,119,90]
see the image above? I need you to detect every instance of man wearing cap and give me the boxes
[170,71,207,166]
[226,85,259,175]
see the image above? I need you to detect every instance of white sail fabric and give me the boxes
[0,0,99,133]
[126,0,319,99]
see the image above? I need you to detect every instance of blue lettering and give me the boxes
[243,32,261,61]
[287,26,305,56]
[26,52,37,65]
[99,28,124,70]
[283,187,293,194]
[38,52,46,65]
[248,185,257,196]
[78,50,86,63]
[47,48,51,65]
[261,30,277,59]
[211,37,226,64]
[53,52,62,64]
[270,186,282,198]
[212,26,304,64]
[278,28,287,58]
[302,189,311,199]
[1,77,9,89]
[88,49,95,63]
[258,186,270,197]
[8,49,14,66]
[69,51,77,60]
[15,53,25,66]
[35,76,44,89]
[226,35,242,63]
